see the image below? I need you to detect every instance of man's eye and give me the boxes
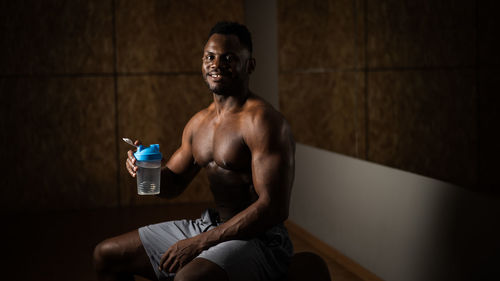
[205,55,214,61]
[225,55,233,62]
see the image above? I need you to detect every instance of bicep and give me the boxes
[251,150,294,200]
[166,145,198,175]
[249,121,295,203]
[165,115,201,177]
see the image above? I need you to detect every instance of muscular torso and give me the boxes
[191,104,258,222]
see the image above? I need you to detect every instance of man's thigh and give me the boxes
[197,239,287,281]
[174,258,228,281]
[139,219,208,279]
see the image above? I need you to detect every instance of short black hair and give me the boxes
[208,21,253,54]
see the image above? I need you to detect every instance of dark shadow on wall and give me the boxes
[440,191,500,280]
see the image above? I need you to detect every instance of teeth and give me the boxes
[211,74,221,78]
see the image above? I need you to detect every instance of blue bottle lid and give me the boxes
[134,144,162,161]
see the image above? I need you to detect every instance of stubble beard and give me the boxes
[206,80,224,95]
[203,75,242,97]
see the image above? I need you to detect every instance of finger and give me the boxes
[127,154,137,170]
[126,160,136,177]
[127,158,137,169]
[168,259,179,273]
[127,150,136,164]
[159,251,170,271]
[134,139,141,146]
[163,253,177,272]
[127,157,138,170]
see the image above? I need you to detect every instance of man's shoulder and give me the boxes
[242,95,293,144]
[243,95,287,127]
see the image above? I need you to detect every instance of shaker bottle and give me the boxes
[134,144,162,195]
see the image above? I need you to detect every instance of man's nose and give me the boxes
[210,57,221,69]
[210,56,227,70]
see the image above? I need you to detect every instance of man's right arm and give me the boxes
[160,111,205,198]
[125,112,203,198]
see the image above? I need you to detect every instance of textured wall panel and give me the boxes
[0,77,117,211]
[366,0,474,68]
[278,0,364,71]
[117,75,214,206]
[0,0,114,74]
[478,1,500,66]
[279,72,366,159]
[478,70,500,191]
[368,70,477,186]
[116,0,245,73]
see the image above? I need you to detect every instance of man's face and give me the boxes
[202,33,252,96]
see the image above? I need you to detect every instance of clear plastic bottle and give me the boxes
[134,144,162,195]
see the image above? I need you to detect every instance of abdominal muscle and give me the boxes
[205,161,257,222]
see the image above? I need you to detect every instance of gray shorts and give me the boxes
[138,209,293,281]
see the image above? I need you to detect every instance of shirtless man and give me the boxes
[93,21,295,281]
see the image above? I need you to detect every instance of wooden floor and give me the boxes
[2,203,366,281]
[284,222,364,281]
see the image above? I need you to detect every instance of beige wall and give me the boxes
[290,143,500,281]
[0,0,245,211]
[277,0,499,192]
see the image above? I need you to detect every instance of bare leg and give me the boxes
[93,229,157,281]
[173,258,228,281]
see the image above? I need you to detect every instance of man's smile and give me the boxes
[207,72,227,82]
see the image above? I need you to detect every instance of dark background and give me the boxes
[278,0,499,192]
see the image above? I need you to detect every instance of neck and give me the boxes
[213,89,250,115]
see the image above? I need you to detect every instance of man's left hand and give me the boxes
[159,236,206,273]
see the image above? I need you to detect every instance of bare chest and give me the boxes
[191,117,251,171]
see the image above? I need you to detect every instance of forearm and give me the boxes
[197,198,288,248]
[156,165,198,198]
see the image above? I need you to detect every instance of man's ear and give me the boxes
[246,58,256,74]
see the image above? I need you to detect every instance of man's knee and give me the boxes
[93,238,123,272]
[93,230,157,280]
